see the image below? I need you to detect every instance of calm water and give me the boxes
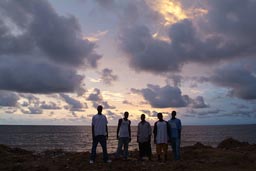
[0,125,255,152]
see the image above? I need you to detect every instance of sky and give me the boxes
[0,0,256,125]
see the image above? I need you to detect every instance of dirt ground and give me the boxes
[1,138,256,171]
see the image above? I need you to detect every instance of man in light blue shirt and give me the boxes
[168,110,182,160]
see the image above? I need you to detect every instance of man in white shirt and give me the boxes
[153,113,170,162]
[115,111,131,160]
[89,105,111,164]
[137,114,152,160]
[168,110,182,160]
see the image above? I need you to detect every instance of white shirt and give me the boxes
[118,119,130,138]
[92,114,108,136]
[137,121,151,143]
[155,121,168,144]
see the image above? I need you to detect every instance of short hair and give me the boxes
[97,105,103,111]
[171,110,176,116]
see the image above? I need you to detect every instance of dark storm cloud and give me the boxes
[0,91,19,107]
[0,58,84,93]
[119,0,256,74]
[210,59,256,100]
[100,68,118,85]
[0,0,101,93]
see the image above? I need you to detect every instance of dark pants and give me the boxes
[116,137,130,159]
[139,141,152,159]
[90,135,109,162]
[171,138,181,160]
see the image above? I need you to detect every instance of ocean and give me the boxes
[0,125,255,153]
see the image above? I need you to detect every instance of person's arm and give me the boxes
[148,122,152,143]
[153,122,157,144]
[116,119,122,139]
[178,120,182,139]
[166,121,171,143]
[106,125,108,140]
[92,125,95,139]
[128,120,131,142]
[137,123,140,143]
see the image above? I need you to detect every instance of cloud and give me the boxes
[119,0,256,74]
[22,107,43,114]
[190,96,209,108]
[133,84,190,108]
[40,101,61,110]
[0,0,101,93]
[133,84,208,108]
[100,68,118,85]
[60,94,85,111]
[0,91,19,107]
[0,58,84,93]
[87,88,102,101]
[87,88,116,109]
[122,100,133,105]
[210,59,256,100]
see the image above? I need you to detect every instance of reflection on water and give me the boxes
[0,125,255,152]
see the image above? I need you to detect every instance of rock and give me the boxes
[217,138,249,149]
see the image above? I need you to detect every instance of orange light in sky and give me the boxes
[148,0,188,26]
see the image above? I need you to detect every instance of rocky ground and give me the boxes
[1,138,256,171]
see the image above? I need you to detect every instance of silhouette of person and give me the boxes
[115,111,131,160]
[153,113,170,162]
[89,105,111,164]
[137,114,152,160]
[168,110,182,160]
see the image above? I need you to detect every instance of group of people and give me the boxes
[89,105,182,164]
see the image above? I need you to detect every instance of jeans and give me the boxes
[171,138,181,160]
[90,135,109,162]
[115,137,130,159]
[139,141,152,159]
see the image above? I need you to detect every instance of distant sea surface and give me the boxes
[0,125,256,153]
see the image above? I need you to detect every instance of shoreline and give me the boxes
[0,138,256,171]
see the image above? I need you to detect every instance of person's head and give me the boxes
[97,105,103,114]
[171,110,176,118]
[141,114,146,121]
[124,111,129,119]
[157,113,163,120]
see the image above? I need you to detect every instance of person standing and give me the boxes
[89,105,111,164]
[137,114,152,160]
[153,113,170,162]
[168,110,182,160]
[115,111,131,160]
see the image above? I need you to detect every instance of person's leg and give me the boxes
[176,138,181,160]
[90,136,99,162]
[156,144,161,161]
[139,142,143,159]
[116,137,124,158]
[99,135,109,162]
[145,141,152,160]
[171,138,177,160]
[163,144,168,161]
[123,137,129,159]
